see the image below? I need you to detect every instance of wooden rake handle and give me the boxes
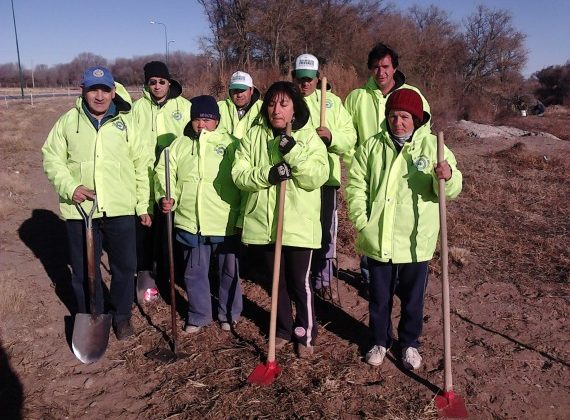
[320,76,327,127]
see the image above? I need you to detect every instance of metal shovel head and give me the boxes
[435,391,468,418]
[72,313,112,364]
[247,360,282,386]
[136,270,159,305]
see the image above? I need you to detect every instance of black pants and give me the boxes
[67,215,136,322]
[252,245,317,346]
[368,258,429,349]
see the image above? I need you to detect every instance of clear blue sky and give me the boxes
[1,0,568,77]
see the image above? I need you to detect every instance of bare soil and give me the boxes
[0,98,568,419]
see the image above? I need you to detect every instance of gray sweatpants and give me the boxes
[311,185,337,289]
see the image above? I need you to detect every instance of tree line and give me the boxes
[1,2,568,120]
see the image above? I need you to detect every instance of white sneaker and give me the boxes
[183,324,202,334]
[365,345,387,366]
[220,321,236,331]
[402,347,422,370]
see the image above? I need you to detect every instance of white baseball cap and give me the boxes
[294,54,319,79]
[229,71,253,90]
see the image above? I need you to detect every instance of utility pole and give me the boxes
[11,0,25,98]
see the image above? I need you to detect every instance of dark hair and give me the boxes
[367,43,399,69]
[260,81,310,130]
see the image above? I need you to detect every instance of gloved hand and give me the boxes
[268,162,292,185]
[278,133,296,155]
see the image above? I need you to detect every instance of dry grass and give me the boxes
[495,106,570,141]
[0,270,25,317]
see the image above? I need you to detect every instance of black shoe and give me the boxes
[114,319,134,340]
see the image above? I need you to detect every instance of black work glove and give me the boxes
[278,133,296,155]
[268,162,292,185]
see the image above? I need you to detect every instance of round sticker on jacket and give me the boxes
[414,156,430,171]
[215,144,226,156]
[172,111,182,121]
[326,99,333,109]
[294,326,306,337]
[114,121,126,131]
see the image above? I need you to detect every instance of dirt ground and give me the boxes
[0,98,568,419]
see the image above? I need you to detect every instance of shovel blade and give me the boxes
[247,361,282,386]
[72,313,112,364]
[435,391,468,418]
[136,270,159,305]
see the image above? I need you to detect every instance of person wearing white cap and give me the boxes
[292,54,356,301]
[217,71,263,139]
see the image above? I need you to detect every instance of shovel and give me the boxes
[434,132,468,418]
[72,195,112,364]
[146,148,188,363]
[247,123,292,386]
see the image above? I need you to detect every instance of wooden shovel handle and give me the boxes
[437,132,453,392]
[320,77,327,128]
[267,122,291,362]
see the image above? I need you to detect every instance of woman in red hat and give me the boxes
[346,88,463,370]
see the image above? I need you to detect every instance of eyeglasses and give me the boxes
[148,79,167,86]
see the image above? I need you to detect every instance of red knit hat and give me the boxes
[386,89,424,122]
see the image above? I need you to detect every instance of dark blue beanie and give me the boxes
[190,95,220,120]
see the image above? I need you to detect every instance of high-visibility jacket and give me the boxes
[42,93,153,220]
[232,120,329,249]
[154,128,242,236]
[132,82,191,161]
[302,87,356,187]
[217,88,262,139]
[346,117,462,264]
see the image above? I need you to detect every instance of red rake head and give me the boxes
[435,391,468,418]
[247,360,282,386]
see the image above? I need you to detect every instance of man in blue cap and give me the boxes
[42,66,153,340]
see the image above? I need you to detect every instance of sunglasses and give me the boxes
[148,79,168,86]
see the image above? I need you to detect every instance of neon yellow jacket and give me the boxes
[217,88,262,139]
[344,72,430,164]
[303,87,356,187]
[232,120,329,248]
[346,120,462,263]
[154,128,242,236]
[42,94,153,220]
[132,87,191,161]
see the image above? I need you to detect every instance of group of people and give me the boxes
[42,42,462,369]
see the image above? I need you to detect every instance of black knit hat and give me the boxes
[190,95,220,120]
[144,61,171,83]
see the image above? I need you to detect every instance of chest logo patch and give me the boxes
[215,144,226,156]
[114,121,126,131]
[172,111,183,121]
[326,99,333,109]
[414,156,430,171]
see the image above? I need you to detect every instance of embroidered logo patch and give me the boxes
[114,121,126,131]
[92,69,104,78]
[326,99,333,109]
[414,156,430,171]
[214,144,226,156]
[294,326,306,337]
[172,111,182,121]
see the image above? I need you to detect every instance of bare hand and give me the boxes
[72,185,95,203]
[160,198,174,213]
[316,126,332,145]
[139,214,152,227]
[435,161,452,181]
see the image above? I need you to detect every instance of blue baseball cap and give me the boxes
[82,66,115,89]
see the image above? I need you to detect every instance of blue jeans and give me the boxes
[368,259,429,348]
[67,215,136,322]
[182,237,242,326]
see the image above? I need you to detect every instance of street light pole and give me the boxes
[168,40,176,61]
[150,20,168,64]
[11,0,25,98]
